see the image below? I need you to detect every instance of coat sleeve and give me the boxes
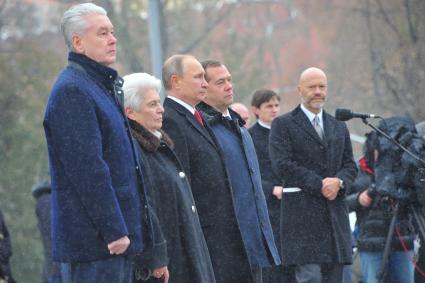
[44,86,128,243]
[134,209,168,270]
[269,117,323,196]
[345,170,373,212]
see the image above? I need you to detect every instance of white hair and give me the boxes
[123,73,162,111]
[61,3,107,51]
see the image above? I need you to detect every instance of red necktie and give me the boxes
[194,111,204,126]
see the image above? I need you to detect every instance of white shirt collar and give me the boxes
[167,95,196,114]
[258,120,271,129]
[300,103,323,127]
[222,109,231,118]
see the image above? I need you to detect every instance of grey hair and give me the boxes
[61,3,107,51]
[162,54,193,90]
[123,73,162,111]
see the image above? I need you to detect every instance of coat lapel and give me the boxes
[164,98,216,147]
[292,106,325,145]
[322,112,335,147]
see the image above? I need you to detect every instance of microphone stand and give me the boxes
[361,118,425,281]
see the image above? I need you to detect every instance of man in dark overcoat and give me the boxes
[249,89,295,283]
[269,67,357,283]
[162,54,276,283]
[197,60,281,283]
[32,181,61,283]
[43,3,150,282]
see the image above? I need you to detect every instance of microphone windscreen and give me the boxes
[335,108,352,121]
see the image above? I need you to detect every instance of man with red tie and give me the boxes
[162,55,280,283]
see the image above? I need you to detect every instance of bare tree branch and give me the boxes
[375,0,401,37]
[178,3,236,54]
[365,0,384,104]
[403,0,418,43]
[0,0,7,30]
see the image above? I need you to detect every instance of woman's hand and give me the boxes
[152,266,169,283]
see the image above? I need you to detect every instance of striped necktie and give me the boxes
[313,115,324,139]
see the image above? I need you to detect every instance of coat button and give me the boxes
[135,166,139,170]
[192,205,196,213]
[179,172,185,178]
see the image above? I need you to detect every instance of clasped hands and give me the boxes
[321,177,341,201]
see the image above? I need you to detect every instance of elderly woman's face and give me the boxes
[129,88,164,132]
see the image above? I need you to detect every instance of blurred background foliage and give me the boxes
[0,0,424,281]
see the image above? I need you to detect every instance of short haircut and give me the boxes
[61,3,107,51]
[122,73,162,111]
[251,89,280,108]
[162,54,192,90]
[201,60,223,82]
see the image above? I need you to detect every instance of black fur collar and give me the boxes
[129,120,174,152]
[196,101,246,127]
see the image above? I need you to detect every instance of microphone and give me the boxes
[335,108,380,121]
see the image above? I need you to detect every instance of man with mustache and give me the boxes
[269,67,357,283]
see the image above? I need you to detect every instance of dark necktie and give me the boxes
[194,110,204,126]
[222,116,234,130]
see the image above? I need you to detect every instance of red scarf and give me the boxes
[359,157,374,175]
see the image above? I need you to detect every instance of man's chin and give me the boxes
[310,102,325,109]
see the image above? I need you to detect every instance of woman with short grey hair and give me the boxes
[123,73,216,283]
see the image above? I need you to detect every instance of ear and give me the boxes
[125,107,136,121]
[251,106,259,116]
[296,85,302,97]
[72,34,84,53]
[170,74,180,89]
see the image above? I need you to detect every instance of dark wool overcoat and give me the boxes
[130,122,216,283]
[32,183,61,282]
[197,103,281,268]
[248,122,282,252]
[162,97,254,283]
[269,105,357,265]
[43,53,147,262]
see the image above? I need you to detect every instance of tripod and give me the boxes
[360,117,425,281]
[376,201,425,281]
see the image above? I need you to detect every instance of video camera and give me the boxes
[369,116,425,206]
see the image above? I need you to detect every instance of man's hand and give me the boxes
[107,236,130,255]
[272,186,284,200]
[321,177,341,201]
[358,190,373,207]
[152,266,169,283]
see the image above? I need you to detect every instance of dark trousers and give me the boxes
[295,263,343,283]
[61,255,133,283]
[252,267,263,283]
